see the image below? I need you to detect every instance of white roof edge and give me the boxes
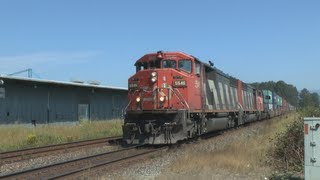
[0,75,128,91]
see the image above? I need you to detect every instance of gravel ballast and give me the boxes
[0,145,120,176]
[102,119,276,180]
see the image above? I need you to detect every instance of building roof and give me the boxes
[0,75,128,91]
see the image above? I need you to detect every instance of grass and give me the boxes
[0,119,123,152]
[168,113,300,177]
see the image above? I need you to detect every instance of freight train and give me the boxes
[123,51,291,144]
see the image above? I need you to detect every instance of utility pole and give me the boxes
[8,68,33,78]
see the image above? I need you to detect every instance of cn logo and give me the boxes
[195,80,200,89]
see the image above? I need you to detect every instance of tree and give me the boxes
[299,89,320,108]
[251,80,299,106]
[311,92,320,107]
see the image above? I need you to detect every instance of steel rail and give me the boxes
[1,136,122,164]
[0,145,163,179]
[51,146,167,179]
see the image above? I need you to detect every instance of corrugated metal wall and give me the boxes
[0,79,127,124]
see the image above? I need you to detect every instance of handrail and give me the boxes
[169,86,190,110]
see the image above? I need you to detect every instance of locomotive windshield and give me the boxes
[162,60,176,68]
[178,59,192,73]
[136,59,178,72]
[136,59,192,73]
[135,60,161,72]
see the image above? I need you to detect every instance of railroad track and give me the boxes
[0,145,166,179]
[0,116,285,179]
[0,136,122,164]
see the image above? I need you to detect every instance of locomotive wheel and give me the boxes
[202,119,207,134]
[126,131,136,144]
[228,116,235,128]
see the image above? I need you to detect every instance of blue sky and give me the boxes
[0,0,319,90]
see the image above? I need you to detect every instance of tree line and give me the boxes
[251,81,319,108]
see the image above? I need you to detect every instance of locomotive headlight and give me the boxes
[136,97,141,102]
[151,77,157,83]
[150,71,157,83]
[151,72,157,77]
[159,96,165,102]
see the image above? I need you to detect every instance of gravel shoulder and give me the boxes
[102,119,277,180]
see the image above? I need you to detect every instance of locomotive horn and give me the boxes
[209,60,214,67]
[157,51,164,59]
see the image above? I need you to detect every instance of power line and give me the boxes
[7,68,41,78]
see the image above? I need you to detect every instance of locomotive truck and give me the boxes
[123,51,284,144]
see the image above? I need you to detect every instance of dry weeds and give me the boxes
[0,119,123,152]
[167,113,298,178]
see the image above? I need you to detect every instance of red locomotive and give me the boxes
[123,51,284,144]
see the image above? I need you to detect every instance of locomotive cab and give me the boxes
[127,51,201,112]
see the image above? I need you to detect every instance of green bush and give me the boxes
[299,106,320,117]
[267,116,304,173]
[267,108,320,175]
[27,134,37,145]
